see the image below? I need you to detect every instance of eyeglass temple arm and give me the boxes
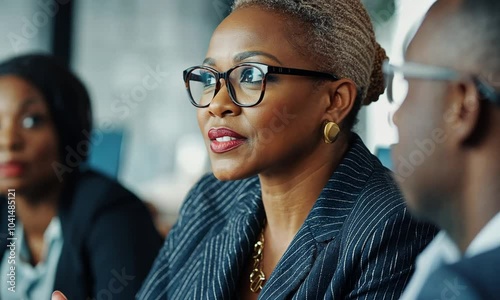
[474,78,500,105]
[267,66,339,81]
[187,73,202,81]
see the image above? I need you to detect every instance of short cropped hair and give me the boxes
[458,0,500,78]
[232,0,388,130]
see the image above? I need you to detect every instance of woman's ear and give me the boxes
[322,78,358,124]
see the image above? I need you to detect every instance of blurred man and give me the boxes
[384,0,500,299]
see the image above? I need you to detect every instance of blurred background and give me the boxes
[0,0,436,234]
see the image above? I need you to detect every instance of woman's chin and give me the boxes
[0,178,26,193]
[213,171,244,182]
[212,166,255,182]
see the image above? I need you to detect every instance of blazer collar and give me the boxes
[260,134,375,297]
[198,177,265,298]
[198,134,376,298]
[305,133,375,243]
[260,221,317,298]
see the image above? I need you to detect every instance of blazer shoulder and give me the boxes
[341,160,438,246]
[55,170,162,300]
[350,162,407,225]
[72,169,141,208]
[179,173,259,218]
[452,246,500,272]
[59,169,151,233]
[417,249,500,300]
[340,135,405,223]
[444,247,500,297]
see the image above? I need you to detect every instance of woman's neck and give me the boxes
[258,135,350,242]
[16,185,62,238]
[252,136,350,288]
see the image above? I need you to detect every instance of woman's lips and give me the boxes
[0,162,26,177]
[208,128,247,154]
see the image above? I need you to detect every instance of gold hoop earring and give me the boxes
[323,121,340,144]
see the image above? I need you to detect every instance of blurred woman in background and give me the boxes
[0,54,162,300]
[136,0,437,299]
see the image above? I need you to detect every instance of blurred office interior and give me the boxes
[0,0,436,232]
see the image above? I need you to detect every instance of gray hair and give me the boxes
[232,0,387,107]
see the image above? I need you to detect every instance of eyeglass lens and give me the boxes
[388,72,409,106]
[186,65,265,106]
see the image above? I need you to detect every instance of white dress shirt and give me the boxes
[400,212,500,300]
[0,217,63,300]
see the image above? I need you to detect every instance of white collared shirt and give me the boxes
[400,212,500,300]
[0,217,64,300]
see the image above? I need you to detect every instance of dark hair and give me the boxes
[0,54,93,165]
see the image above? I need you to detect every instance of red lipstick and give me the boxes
[0,161,25,177]
[208,128,247,154]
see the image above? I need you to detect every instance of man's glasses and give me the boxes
[383,60,500,106]
[182,62,339,108]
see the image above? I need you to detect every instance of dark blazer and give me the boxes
[417,246,500,300]
[0,169,163,300]
[137,135,437,299]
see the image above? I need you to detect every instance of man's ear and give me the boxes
[445,81,482,144]
[321,78,358,125]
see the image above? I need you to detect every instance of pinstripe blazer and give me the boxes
[137,135,437,300]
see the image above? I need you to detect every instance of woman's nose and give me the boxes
[0,122,23,152]
[208,79,242,118]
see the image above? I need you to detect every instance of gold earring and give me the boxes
[323,121,340,144]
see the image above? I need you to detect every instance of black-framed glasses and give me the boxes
[383,60,500,106]
[182,62,339,108]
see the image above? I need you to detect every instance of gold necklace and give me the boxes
[249,224,266,293]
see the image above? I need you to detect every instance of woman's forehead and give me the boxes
[205,7,306,67]
[0,76,47,111]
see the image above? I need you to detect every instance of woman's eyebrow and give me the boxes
[203,57,216,66]
[21,98,43,111]
[233,51,282,65]
[202,51,283,67]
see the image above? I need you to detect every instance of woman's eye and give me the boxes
[240,68,263,84]
[201,72,216,87]
[22,115,45,129]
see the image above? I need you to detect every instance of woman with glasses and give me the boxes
[135,0,437,299]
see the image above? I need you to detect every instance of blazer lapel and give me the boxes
[259,226,317,299]
[306,133,375,243]
[197,177,265,299]
[260,134,376,299]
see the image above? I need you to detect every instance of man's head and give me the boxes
[391,0,500,225]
